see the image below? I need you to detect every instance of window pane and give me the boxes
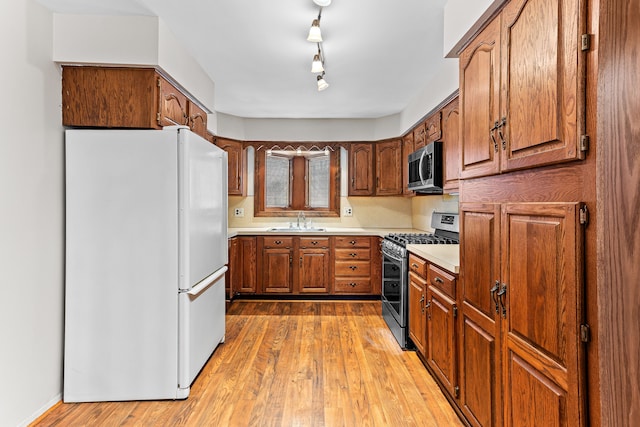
[308,156,330,208]
[266,155,290,208]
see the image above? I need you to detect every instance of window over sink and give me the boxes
[255,147,340,217]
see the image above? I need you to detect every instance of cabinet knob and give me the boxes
[350,240,357,245]
[349,265,357,271]
[350,253,357,257]
[349,282,357,287]
[274,240,282,245]
[311,241,318,245]
[434,276,444,284]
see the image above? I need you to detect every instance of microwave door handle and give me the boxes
[418,150,427,184]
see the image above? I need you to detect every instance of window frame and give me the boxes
[254,148,340,217]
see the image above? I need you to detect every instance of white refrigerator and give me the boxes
[64,127,228,402]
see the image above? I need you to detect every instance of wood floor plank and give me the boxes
[33,300,463,427]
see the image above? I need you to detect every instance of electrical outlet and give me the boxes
[343,207,353,217]
[234,208,244,217]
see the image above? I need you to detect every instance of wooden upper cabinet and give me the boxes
[459,0,585,180]
[459,18,501,179]
[348,143,375,196]
[63,66,160,129]
[441,96,460,192]
[500,0,585,172]
[62,66,211,137]
[375,139,403,196]
[187,101,208,138]
[424,111,442,144]
[215,138,245,196]
[158,76,188,127]
[413,122,427,149]
[402,133,415,196]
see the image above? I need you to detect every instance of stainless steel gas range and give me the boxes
[381,212,460,349]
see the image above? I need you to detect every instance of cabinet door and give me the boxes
[408,272,427,357]
[262,248,293,293]
[238,237,257,293]
[375,140,403,196]
[424,111,442,144]
[500,0,585,172]
[427,285,458,399]
[349,143,374,196]
[158,77,188,127]
[188,101,208,138]
[442,97,460,192]
[402,133,415,196]
[413,123,427,149]
[501,203,584,427]
[215,138,245,196]
[298,248,330,293]
[459,203,502,427]
[459,17,501,179]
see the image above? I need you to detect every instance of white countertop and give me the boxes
[406,244,460,274]
[228,227,425,238]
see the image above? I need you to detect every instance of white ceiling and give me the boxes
[38,0,449,119]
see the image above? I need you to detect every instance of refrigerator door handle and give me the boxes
[186,266,228,297]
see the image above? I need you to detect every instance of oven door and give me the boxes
[381,248,406,327]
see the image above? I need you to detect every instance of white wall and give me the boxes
[0,1,65,426]
[53,14,215,114]
[443,0,504,57]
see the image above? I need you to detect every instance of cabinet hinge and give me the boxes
[156,112,161,122]
[454,386,460,398]
[580,135,590,153]
[580,324,591,343]
[579,204,589,226]
[581,34,591,51]
[453,306,458,318]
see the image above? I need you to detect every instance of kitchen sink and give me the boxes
[266,226,327,232]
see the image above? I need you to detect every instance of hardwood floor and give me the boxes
[33,300,462,426]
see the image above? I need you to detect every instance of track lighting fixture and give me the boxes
[307,1,330,90]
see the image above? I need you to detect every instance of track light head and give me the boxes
[307,19,322,42]
[317,74,329,91]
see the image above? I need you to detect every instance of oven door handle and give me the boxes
[383,250,405,264]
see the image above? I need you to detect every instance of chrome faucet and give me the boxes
[297,211,306,228]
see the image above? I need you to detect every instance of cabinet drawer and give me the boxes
[428,264,456,298]
[334,236,371,248]
[262,237,294,248]
[299,237,330,248]
[335,261,371,277]
[335,248,371,261]
[408,254,428,279]
[334,278,373,294]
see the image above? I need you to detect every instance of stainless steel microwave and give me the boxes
[407,141,443,194]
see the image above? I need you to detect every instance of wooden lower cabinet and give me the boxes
[228,236,257,297]
[259,237,294,293]
[230,235,380,297]
[408,270,428,356]
[298,237,330,293]
[408,252,460,401]
[333,236,381,295]
[427,285,458,399]
[459,202,586,426]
